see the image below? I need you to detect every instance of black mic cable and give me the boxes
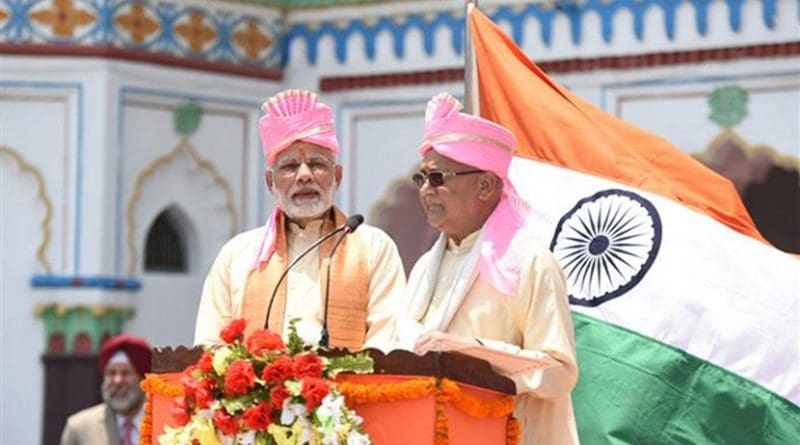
[264,219,350,330]
[320,214,364,348]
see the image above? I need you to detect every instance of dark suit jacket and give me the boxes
[59,403,120,445]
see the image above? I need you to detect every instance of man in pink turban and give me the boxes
[60,334,152,445]
[391,93,580,445]
[194,89,405,351]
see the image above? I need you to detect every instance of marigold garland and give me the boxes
[506,416,521,445]
[339,377,514,419]
[139,374,185,445]
[140,390,154,445]
[338,377,436,406]
[439,378,515,419]
[434,384,450,445]
[141,374,184,397]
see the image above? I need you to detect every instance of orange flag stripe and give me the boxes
[468,8,769,245]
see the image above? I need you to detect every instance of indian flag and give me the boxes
[468,7,800,443]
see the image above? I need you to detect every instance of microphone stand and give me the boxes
[264,224,346,330]
[319,233,348,348]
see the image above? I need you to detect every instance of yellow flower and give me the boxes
[268,424,296,445]
[195,417,222,445]
[212,346,233,374]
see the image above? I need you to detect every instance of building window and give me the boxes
[144,207,189,273]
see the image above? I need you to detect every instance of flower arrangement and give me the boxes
[160,318,374,445]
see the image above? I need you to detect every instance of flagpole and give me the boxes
[464,0,480,116]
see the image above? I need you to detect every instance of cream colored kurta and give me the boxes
[194,219,406,348]
[396,230,580,445]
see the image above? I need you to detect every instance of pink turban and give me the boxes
[252,90,342,268]
[258,89,341,166]
[420,93,532,296]
[98,334,152,377]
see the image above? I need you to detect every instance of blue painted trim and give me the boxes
[119,87,261,107]
[114,87,261,273]
[31,274,142,291]
[114,84,125,274]
[281,0,787,66]
[3,0,789,68]
[75,82,84,274]
[0,80,83,274]
[0,0,282,68]
[727,0,744,32]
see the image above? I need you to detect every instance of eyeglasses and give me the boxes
[412,169,484,188]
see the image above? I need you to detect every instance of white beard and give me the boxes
[276,183,336,220]
[102,382,144,414]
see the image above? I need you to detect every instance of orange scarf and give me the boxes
[241,208,370,350]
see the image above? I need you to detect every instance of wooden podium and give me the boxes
[142,348,519,445]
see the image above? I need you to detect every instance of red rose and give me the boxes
[220,318,247,344]
[245,330,285,355]
[170,397,191,426]
[195,378,215,409]
[213,409,240,435]
[269,385,290,411]
[242,401,271,430]
[224,359,256,396]
[262,355,293,384]
[292,354,323,379]
[197,351,214,373]
[301,377,330,411]
[180,365,199,399]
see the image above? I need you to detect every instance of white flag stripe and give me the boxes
[510,157,800,405]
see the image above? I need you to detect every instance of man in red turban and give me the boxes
[60,334,152,445]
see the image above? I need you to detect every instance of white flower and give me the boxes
[346,430,370,445]
[317,393,345,426]
[281,398,308,425]
[236,430,256,445]
[349,411,363,426]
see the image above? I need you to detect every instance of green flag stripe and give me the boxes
[572,312,800,444]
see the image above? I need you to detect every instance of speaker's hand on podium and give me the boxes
[413,331,481,355]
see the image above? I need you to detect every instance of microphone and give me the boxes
[263,215,359,330]
[319,214,364,348]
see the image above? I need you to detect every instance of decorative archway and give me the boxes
[0,146,54,273]
[125,139,237,275]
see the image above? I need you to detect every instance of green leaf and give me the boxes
[220,395,251,413]
[286,318,307,355]
[326,352,374,378]
[284,379,302,397]
[255,431,269,445]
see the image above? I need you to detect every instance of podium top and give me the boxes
[151,347,516,395]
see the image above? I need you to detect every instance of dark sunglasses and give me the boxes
[412,169,484,188]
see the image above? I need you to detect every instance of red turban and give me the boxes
[98,334,152,377]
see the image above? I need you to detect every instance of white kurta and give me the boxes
[395,230,580,445]
[194,219,406,348]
